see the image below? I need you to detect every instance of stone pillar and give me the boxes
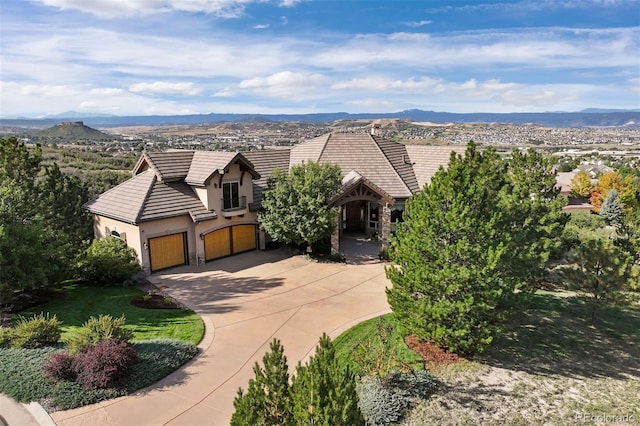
[331,209,341,255]
[381,203,391,251]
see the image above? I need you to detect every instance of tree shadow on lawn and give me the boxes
[477,292,640,380]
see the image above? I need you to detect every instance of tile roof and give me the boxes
[289,133,329,167]
[308,133,413,198]
[83,170,155,224]
[243,149,291,209]
[185,151,240,186]
[144,151,194,182]
[332,170,394,205]
[138,180,217,223]
[372,135,420,193]
[405,145,465,189]
[84,169,217,224]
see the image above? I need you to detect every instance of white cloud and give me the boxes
[19,84,79,97]
[238,71,326,98]
[347,98,396,109]
[213,88,235,97]
[90,88,126,95]
[129,81,202,96]
[332,76,443,93]
[253,24,270,29]
[36,0,255,18]
[279,0,301,6]
[404,20,432,28]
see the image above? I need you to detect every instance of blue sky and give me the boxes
[1,0,638,117]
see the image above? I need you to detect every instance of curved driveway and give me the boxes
[51,249,390,426]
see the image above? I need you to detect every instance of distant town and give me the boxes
[6,120,639,158]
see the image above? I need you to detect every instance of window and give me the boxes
[223,181,240,210]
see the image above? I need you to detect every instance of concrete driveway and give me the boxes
[51,249,390,426]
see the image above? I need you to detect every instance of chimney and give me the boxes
[371,123,381,136]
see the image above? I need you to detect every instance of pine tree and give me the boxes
[231,339,293,426]
[562,236,630,325]
[600,188,624,226]
[386,143,567,354]
[290,334,364,426]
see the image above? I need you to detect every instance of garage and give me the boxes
[149,233,187,272]
[204,224,257,261]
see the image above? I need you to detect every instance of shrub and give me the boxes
[73,340,138,389]
[64,314,133,354]
[357,376,406,426]
[356,371,440,426]
[386,370,439,401]
[43,352,77,382]
[0,327,14,348]
[78,237,141,286]
[11,313,61,349]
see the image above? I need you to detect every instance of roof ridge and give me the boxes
[368,134,412,195]
[134,173,158,224]
[316,133,332,163]
[142,151,163,180]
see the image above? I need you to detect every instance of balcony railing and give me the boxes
[221,196,246,212]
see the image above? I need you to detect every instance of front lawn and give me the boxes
[18,284,204,345]
[333,291,640,425]
[0,284,204,412]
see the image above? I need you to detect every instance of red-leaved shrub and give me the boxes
[73,340,138,389]
[43,352,77,382]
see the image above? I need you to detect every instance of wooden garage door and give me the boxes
[205,227,231,261]
[232,224,257,253]
[149,233,186,272]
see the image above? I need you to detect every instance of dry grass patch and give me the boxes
[402,291,640,425]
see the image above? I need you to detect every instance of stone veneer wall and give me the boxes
[380,204,391,251]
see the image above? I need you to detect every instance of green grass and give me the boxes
[333,313,424,376]
[18,285,204,346]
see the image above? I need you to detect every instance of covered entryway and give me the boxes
[204,224,257,262]
[344,201,366,233]
[149,232,187,272]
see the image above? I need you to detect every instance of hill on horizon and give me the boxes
[31,121,115,141]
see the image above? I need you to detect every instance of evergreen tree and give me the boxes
[231,339,293,426]
[562,236,630,325]
[290,334,364,426]
[386,143,566,354]
[259,162,342,248]
[600,188,624,226]
[505,148,569,281]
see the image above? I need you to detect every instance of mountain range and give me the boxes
[1,109,639,128]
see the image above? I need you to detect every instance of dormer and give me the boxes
[185,151,260,216]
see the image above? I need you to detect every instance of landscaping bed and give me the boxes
[333,291,640,425]
[0,284,204,412]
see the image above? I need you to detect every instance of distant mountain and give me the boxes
[2,109,639,129]
[31,121,114,141]
[42,111,118,119]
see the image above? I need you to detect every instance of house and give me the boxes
[84,132,463,273]
[555,171,593,212]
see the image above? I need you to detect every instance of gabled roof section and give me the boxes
[243,149,291,210]
[83,170,156,224]
[313,133,413,199]
[138,180,217,223]
[290,133,330,167]
[134,151,195,182]
[185,151,260,186]
[83,169,218,224]
[331,170,395,206]
[405,145,465,189]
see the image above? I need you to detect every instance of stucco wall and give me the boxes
[93,215,143,263]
